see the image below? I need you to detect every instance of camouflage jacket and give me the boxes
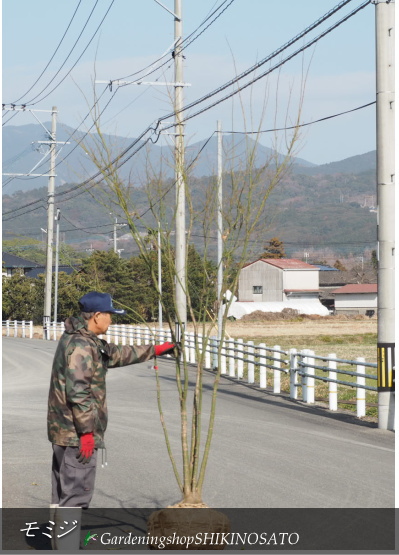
[47,315,155,448]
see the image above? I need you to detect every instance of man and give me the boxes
[48,291,175,549]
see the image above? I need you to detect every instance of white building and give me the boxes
[225,258,328,319]
[331,283,377,315]
[239,258,320,302]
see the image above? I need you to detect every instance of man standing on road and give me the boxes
[47,291,176,549]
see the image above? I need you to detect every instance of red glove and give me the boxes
[154,342,176,356]
[77,432,95,464]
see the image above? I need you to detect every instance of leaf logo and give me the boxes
[84,531,98,546]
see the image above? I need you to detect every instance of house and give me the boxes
[239,258,320,302]
[2,252,78,278]
[225,258,329,319]
[2,253,40,277]
[331,283,377,315]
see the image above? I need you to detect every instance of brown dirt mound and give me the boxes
[240,309,368,322]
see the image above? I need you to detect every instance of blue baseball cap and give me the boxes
[78,292,126,314]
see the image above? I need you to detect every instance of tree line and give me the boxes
[2,248,218,325]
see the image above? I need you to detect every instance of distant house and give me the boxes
[2,252,78,278]
[239,258,320,302]
[331,283,377,315]
[225,258,328,319]
[318,266,377,312]
[2,253,40,277]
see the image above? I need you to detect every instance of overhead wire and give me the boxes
[224,101,376,134]
[113,0,236,83]
[17,1,115,107]
[10,1,83,105]
[2,0,371,219]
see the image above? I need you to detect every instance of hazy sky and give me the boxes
[3,0,376,165]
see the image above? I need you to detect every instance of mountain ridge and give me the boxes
[3,123,376,194]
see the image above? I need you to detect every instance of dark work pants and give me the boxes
[51,444,98,508]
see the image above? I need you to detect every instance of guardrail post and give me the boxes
[204,337,211,369]
[228,339,235,377]
[190,333,196,363]
[356,357,366,418]
[328,353,338,411]
[121,324,126,346]
[22,320,26,339]
[301,350,308,403]
[14,320,18,337]
[247,341,255,384]
[259,343,267,388]
[106,327,111,343]
[237,338,244,379]
[289,348,298,399]
[273,345,281,394]
[52,321,57,341]
[29,321,33,339]
[6,320,10,337]
[129,325,134,346]
[220,338,227,375]
[306,349,315,404]
[211,336,218,370]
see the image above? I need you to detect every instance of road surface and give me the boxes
[2,337,394,509]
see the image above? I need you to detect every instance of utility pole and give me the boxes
[43,106,57,340]
[114,218,118,253]
[53,208,61,326]
[174,0,186,343]
[373,0,395,430]
[217,121,223,342]
[158,221,163,331]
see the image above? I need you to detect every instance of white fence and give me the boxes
[3,320,378,419]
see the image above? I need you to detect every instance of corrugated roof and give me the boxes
[332,284,377,295]
[260,258,317,270]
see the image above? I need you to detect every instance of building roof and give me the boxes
[2,252,41,268]
[284,289,319,293]
[332,283,377,295]
[313,264,339,272]
[25,265,79,278]
[256,258,317,270]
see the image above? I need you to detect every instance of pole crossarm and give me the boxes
[95,80,191,87]
[153,0,181,20]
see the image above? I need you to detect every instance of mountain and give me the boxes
[4,123,375,194]
[292,150,376,176]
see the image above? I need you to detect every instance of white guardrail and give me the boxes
[3,320,378,419]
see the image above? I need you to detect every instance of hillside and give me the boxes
[3,123,375,193]
[3,163,377,260]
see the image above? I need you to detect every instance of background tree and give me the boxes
[260,236,285,259]
[2,274,43,323]
[333,259,347,271]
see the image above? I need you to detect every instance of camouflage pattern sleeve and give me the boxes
[65,343,96,435]
[107,343,155,368]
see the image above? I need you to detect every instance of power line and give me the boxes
[2,0,370,218]
[176,1,372,124]
[113,0,236,83]
[14,1,115,107]
[10,1,83,104]
[224,101,376,134]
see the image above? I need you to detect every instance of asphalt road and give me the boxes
[2,337,395,509]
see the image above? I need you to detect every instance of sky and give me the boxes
[3,0,377,166]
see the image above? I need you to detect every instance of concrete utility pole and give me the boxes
[158,221,163,331]
[217,121,223,342]
[43,106,57,340]
[174,0,186,342]
[373,0,395,430]
[53,208,61,326]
